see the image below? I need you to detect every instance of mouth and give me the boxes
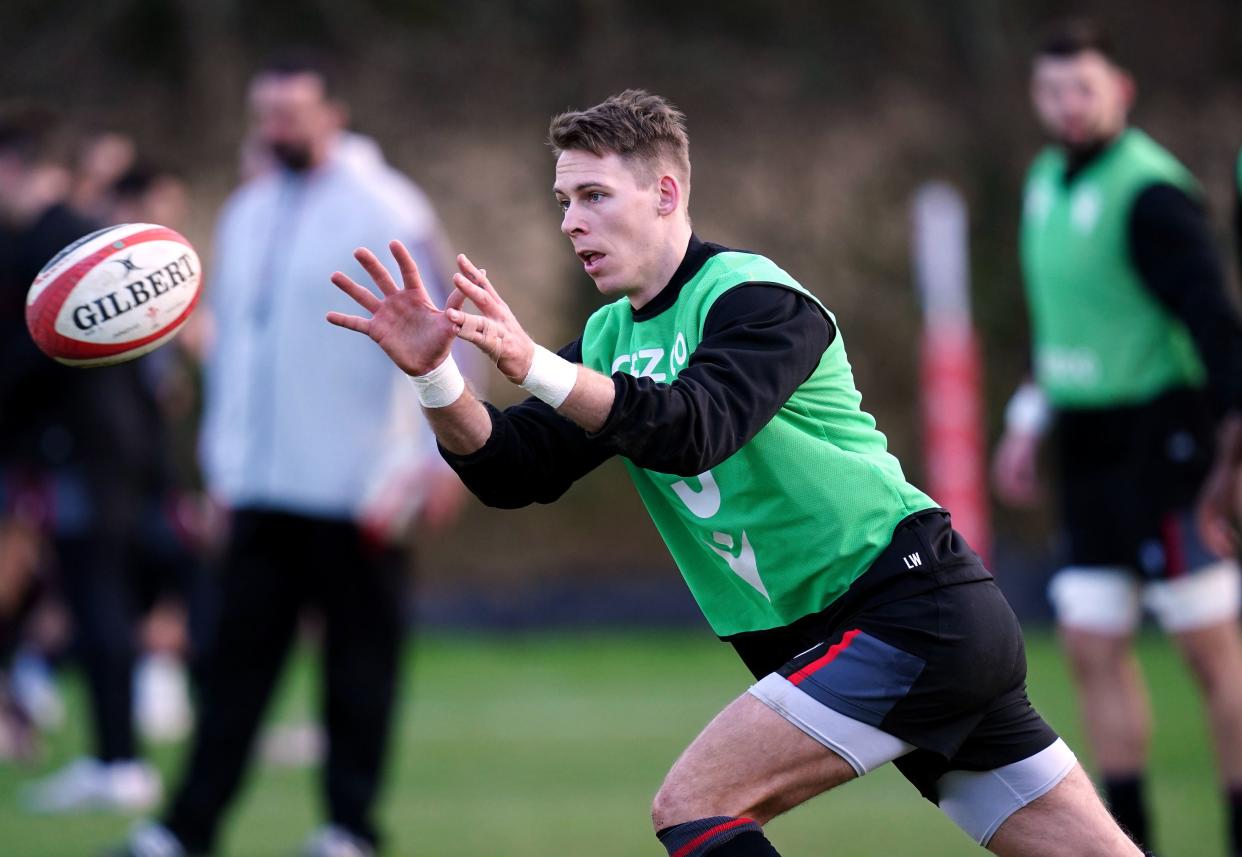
[1059,118,1089,139]
[577,249,606,275]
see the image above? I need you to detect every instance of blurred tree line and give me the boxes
[3,0,1241,592]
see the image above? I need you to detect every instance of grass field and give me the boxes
[0,629,1226,856]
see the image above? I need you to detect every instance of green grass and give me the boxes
[0,629,1227,856]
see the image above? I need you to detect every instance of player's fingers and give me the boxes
[456,253,483,283]
[448,311,507,357]
[330,271,381,314]
[1213,518,1236,556]
[447,310,489,347]
[452,272,495,312]
[457,253,501,299]
[1206,525,1236,559]
[389,240,430,300]
[444,288,468,312]
[1196,502,1234,558]
[326,311,372,335]
[355,247,400,296]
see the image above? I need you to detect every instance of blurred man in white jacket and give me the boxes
[118,54,465,857]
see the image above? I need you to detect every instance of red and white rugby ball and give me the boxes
[25,222,201,367]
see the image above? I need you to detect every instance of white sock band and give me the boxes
[520,345,578,408]
[408,355,466,408]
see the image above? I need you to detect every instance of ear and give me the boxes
[656,174,680,217]
[1115,70,1137,113]
[327,100,350,130]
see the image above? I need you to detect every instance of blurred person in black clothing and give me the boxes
[69,130,136,222]
[993,21,1242,855]
[108,162,190,231]
[0,108,164,812]
[106,160,208,745]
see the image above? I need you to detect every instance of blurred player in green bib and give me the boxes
[993,19,1242,856]
[332,90,1140,855]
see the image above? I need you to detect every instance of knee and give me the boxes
[1180,646,1217,692]
[1181,644,1241,702]
[651,773,735,832]
[1171,623,1242,702]
[651,772,769,833]
[651,778,692,832]
[1061,630,1129,680]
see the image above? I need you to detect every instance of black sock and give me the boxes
[1228,785,1242,857]
[657,817,782,856]
[1104,774,1150,848]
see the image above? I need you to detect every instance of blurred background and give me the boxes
[4,0,1242,614]
[2,1,1242,855]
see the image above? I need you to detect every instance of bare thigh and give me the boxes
[987,763,1142,857]
[652,693,857,830]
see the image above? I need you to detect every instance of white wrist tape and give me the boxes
[1004,382,1050,435]
[408,355,466,408]
[520,345,578,408]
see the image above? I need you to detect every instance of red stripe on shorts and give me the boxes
[787,628,862,687]
[1161,514,1186,579]
[670,818,755,857]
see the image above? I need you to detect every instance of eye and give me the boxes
[556,197,569,211]
[588,191,604,203]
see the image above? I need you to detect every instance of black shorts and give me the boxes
[733,510,1059,800]
[1055,385,1216,579]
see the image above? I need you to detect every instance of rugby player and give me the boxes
[331,89,1140,855]
[993,19,1242,855]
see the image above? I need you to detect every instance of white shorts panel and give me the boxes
[936,737,1078,845]
[747,673,914,776]
[1143,560,1242,632]
[1047,567,1141,635]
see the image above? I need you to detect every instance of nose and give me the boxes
[1059,86,1092,114]
[561,202,586,237]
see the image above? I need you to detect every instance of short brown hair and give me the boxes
[0,105,70,167]
[548,89,691,189]
[256,48,338,98]
[1035,17,1117,62]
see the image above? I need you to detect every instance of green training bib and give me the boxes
[1020,128,1205,408]
[580,250,935,636]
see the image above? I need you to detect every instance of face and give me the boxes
[111,177,189,230]
[0,155,69,225]
[0,156,22,221]
[1031,51,1133,148]
[554,149,678,301]
[247,72,340,171]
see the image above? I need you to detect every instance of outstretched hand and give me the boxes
[1197,462,1239,558]
[444,254,536,383]
[1196,414,1242,558]
[327,240,458,376]
[992,430,1042,508]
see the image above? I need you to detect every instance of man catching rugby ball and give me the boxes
[330,89,1142,856]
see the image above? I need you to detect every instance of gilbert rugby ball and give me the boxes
[25,222,201,367]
